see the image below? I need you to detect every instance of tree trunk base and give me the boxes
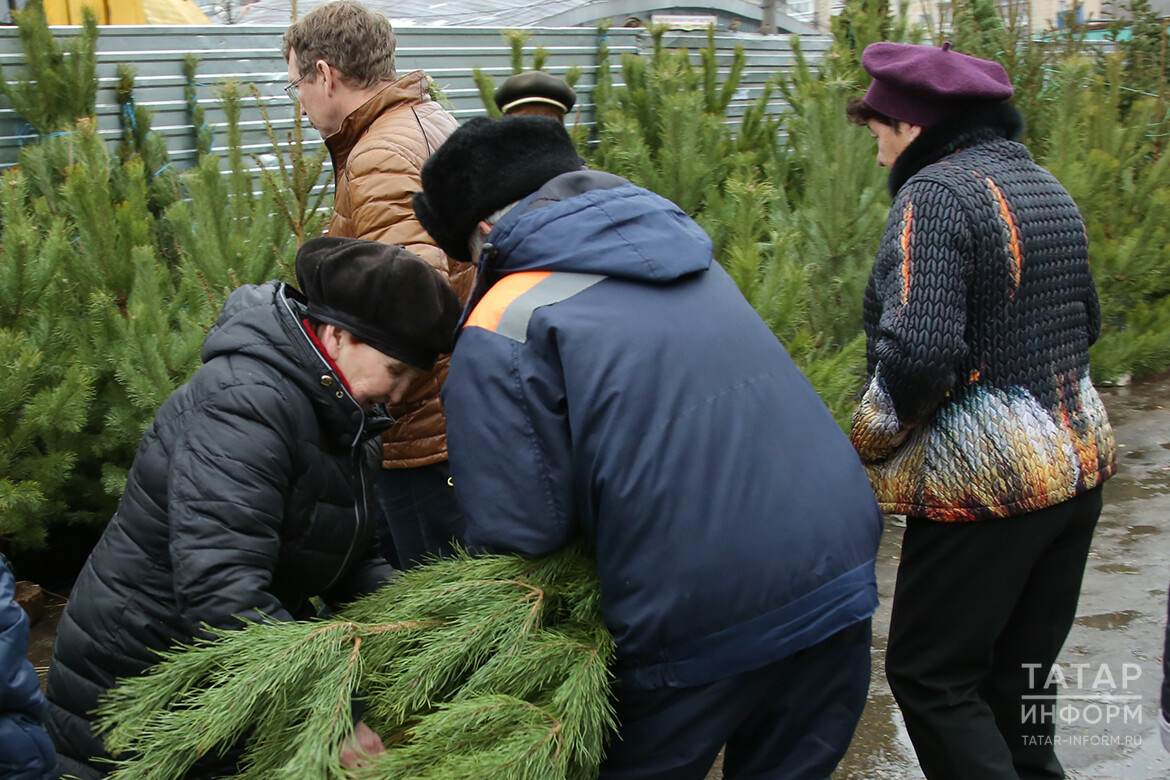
[15,580,44,626]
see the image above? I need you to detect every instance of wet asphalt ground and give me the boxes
[24,376,1170,778]
[830,374,1170,780]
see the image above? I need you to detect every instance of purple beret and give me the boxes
[861,41,1013,128]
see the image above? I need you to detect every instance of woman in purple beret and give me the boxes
[846,42,1117,780]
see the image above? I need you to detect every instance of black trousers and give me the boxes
[600,619,872,780]
[886,487,1103,780]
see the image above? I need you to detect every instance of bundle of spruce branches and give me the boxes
[94,544,615,780]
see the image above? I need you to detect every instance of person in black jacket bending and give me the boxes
[44,238,461,779]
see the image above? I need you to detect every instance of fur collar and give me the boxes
[888,102,1025,196]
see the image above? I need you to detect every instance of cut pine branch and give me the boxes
[95,544,615,780]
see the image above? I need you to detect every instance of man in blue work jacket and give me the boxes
[413,116,884,780]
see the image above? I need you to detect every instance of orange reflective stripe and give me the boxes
[465,272,552,333]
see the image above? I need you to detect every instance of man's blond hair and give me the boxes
[282,1,396,89]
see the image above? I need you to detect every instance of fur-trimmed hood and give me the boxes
[888,102,1025,196]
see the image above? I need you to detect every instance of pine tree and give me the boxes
[0,0,98,135]
[472,29,583,131]
[164,81,324,305]
[96,545,615,780]
[2,121,162,526]
[948,0,1061,148]
[0,332,93,547]
[590,20,614,142]
[587,32,880,424]
[0,30,328,549]
[1104,0,1168,104]
[590,26,738,216]
[252,84,332,246]
[0,156,95,547]
[183,54,215,159]
[769,45,889,349]
[830,0,896,82]
[115,64,183,216]
[1038,56,1170,382]
[94,81,327,492]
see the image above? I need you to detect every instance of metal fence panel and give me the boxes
[0,24,827,173]
[654,30,831,120]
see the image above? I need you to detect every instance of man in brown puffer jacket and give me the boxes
[284,1,471,569]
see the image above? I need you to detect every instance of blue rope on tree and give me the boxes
[196,122,215,153]
[16,123,36,148]
[122,101,139,136]
[17,125,81,148]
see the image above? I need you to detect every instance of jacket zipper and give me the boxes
[279,285,372,592]
[324,428,369,594]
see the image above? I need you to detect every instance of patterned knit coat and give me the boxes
[850,103,1116,521]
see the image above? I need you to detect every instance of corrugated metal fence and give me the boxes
[0,24,829,174]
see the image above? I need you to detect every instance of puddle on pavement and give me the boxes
[1136,472,1170,491]
[1117,523,1164,550]
[1099,378,1170,423]
[1095,513,1126,528]
[1102,473,1170,503]
[838,689,917,779]
[1074,610,1140,630]
[1094,562,1141,574]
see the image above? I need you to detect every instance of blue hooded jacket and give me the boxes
[442,171,883,689]
[1,560,56,780]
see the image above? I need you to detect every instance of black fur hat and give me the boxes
[413,116,584,263]
[295,237,461,370]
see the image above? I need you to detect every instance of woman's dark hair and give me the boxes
[845,98,899,128]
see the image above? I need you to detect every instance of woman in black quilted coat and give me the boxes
[44,238,461,779]
[847,43,1116,780]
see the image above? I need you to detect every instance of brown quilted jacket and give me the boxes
[325,70,473,468]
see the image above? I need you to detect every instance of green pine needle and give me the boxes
[95,544,616,780]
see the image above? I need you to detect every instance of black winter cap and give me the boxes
[494,70,577,115]
[295,237,461,371]
[412,116,585,264]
